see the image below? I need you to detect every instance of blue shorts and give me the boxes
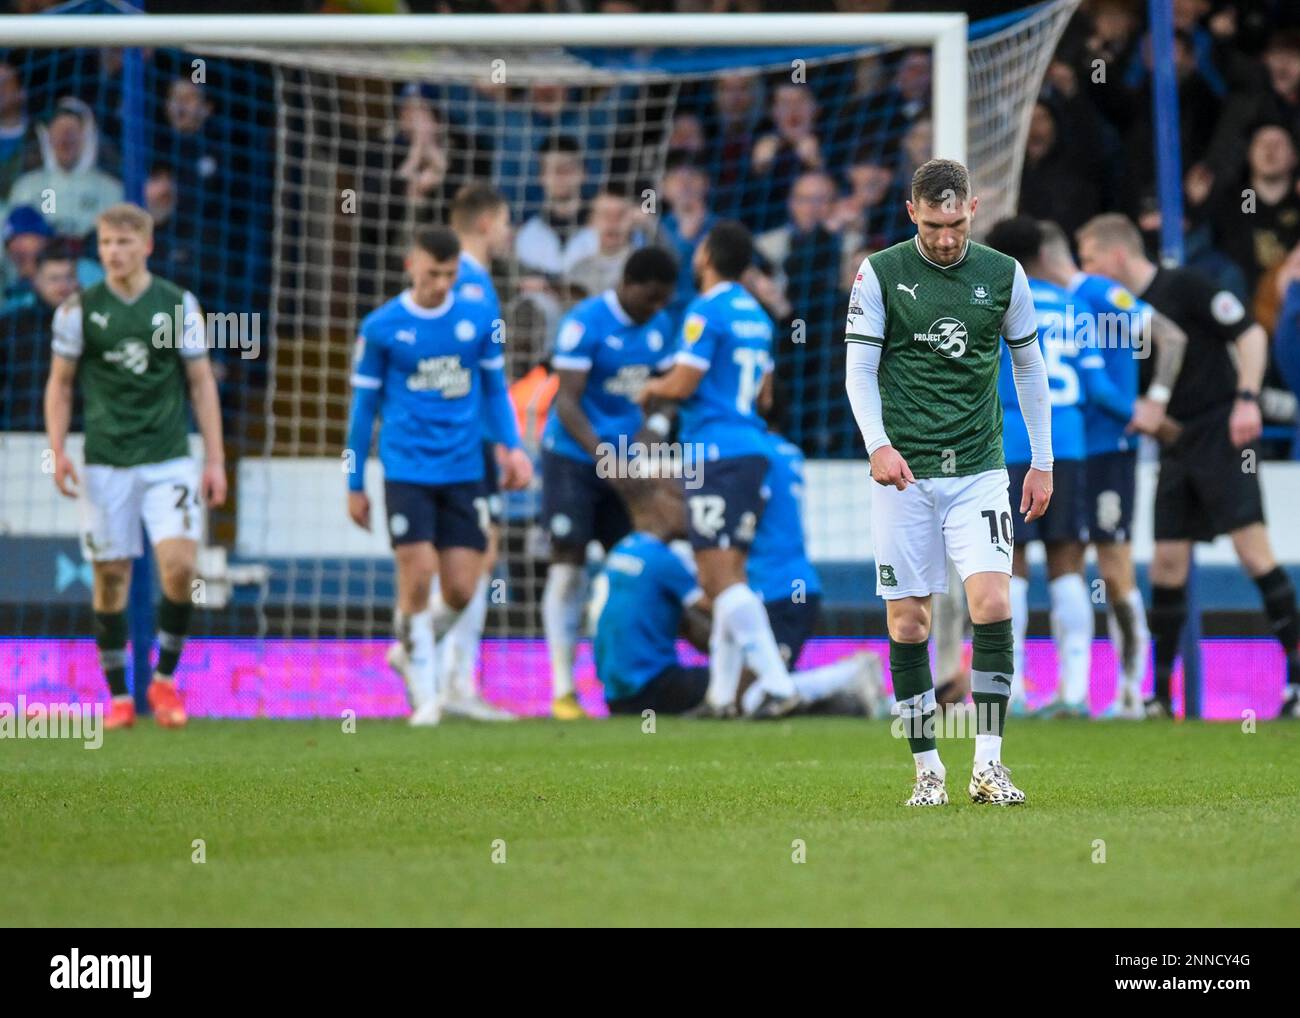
[1007,459,1088,546]
[384,478,489,551]
[541,450,631,553]
[1086,449,1137,544]
[685,454,768,552]
[605,665,709,715]
[480,441,503,522]
[764,592,821,669]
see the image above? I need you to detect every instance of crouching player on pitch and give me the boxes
[45,202,227,730]
[591,480,879,716]
[589,481,713,714]
[845,159,1053,806]
[346,226,532,726]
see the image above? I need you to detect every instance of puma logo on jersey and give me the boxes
[896,283,919,300]
[395,328,416,344]
[90,311,110,328]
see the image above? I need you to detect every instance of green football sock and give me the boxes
[156,596,194,678]
[971,618,1013,737]
[890,637,936,754]
[93,610,129,698]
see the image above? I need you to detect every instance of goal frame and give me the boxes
[0,12,969,163]
[2,7,976,700]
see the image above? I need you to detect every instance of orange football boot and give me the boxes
[105,697,136,729]
[147,679,188,728]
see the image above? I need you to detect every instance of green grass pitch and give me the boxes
[2,716,1297,926]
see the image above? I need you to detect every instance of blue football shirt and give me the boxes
[674,280,774,460]
[999,277,1100,463]
[351,289,501,485]
[592,532,702,700]
[1069,271,1145,455]
[543,289,675,464]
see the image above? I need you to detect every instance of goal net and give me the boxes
[0,0,1079,716]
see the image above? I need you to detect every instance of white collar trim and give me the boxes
[603,289,633,326]
[400,289,454,319]
[913,235,969,271]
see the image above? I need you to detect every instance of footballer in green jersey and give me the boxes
[45,203,226,731]
[845,159,1054,807]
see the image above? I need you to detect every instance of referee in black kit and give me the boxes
[1076,213,1300,719]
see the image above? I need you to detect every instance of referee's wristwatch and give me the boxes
[1235,389,1258,403]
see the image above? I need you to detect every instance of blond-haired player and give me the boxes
[44,203,226,729]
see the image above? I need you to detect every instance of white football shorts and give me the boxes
[79,456,203,562]
[870,467,1014,599]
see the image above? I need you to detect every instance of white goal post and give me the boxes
[0,12,968,164]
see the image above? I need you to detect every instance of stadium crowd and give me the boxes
[0,50,270,441]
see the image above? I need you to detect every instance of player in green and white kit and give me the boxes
[44,203,227,730]
[845,160,1053,806]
